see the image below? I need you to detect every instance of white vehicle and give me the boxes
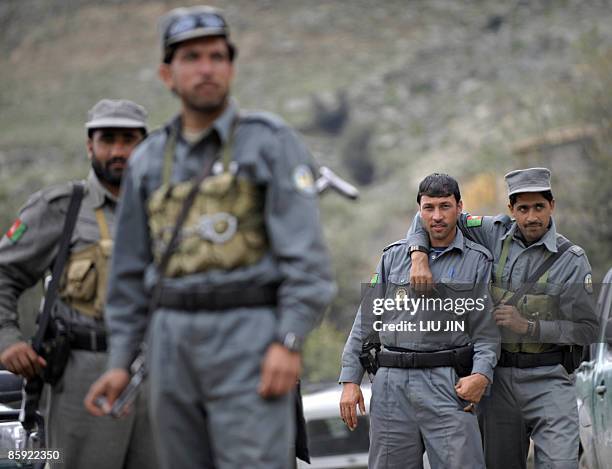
[298,384,371,469]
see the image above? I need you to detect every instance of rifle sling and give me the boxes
[504,240,572,307]
[31,183,84,352]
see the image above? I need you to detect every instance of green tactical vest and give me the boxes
[58,207,112,319]
[147,121,268,278]
[491,235,558,353]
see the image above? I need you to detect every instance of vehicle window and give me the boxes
[307,416,369,457]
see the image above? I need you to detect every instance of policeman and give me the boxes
[339,174,499,469]
[0,99,158,468]
[84,6,335,469]
[407,168,598,469]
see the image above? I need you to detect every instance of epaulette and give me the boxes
[383,239,407,252]
[493,214,512,226]
[40,181,76,204]
[239,110,286,131]
[568,245,584,257]
[464,238,493,261]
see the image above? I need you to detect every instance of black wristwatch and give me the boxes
[278,332,303,353]
[408,245,429,255]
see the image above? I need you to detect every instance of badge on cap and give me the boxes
[5,219,27,244]
[584,273,593,294]
[293,165,316,196]
[466,215,483,228]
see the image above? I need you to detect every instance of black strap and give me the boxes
[504,240,572,307]
[377,345,473,369]
[32,183,84,353]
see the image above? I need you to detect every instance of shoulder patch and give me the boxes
[383,239,407,252]
[568,245,585,257]
[465,239,493,261]
[239,110,286,131]
[466,215,483,227]
[5,219,27,243]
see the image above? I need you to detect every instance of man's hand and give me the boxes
[258,343,301,399]
[409,251,433,293]
[455,373,489,408]
[84,369,130,417]
[494,304,529,335]
[339,382,365,430]
[0,341,47,379]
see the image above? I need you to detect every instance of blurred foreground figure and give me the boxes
[85,6,335,469]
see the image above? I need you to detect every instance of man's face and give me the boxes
[87,128,144,187]
[509,192,555,244]
[419,195,463,246]
[159,36,234,114]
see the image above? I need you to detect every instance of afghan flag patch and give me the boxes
[370,273,379,287]
[466,215,483,228]
[6,219,27,243]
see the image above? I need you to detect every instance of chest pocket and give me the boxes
[147,123,268,278]
[59,208,112,318]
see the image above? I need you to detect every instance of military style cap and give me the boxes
[505,167,552,196]
[85,99,148,130]
[159,6,230,61]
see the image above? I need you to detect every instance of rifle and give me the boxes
[20,183,84,435]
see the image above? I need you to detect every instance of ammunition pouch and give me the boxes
[359,341,380,377]
[39,318,71,386]
[377,344,474,377]
[148,174,268,277]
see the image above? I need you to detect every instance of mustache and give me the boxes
[525,222,543,228]
[105,157,127,168]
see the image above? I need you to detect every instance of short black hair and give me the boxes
[163,37,237,64]
[417,173,461,204]
[509,190,554,207]
[87,128,147,139]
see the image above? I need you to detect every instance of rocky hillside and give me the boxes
[2,0,611,380]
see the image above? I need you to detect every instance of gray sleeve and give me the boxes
[538,253,598,345]
[468,257,500,382]
[339,257,384,384]
[0,194,64,352]
[105,162,153,370]
[406,212,505,254]
[265,127,337,342]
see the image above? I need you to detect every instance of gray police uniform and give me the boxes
[407,213,598,469]
[340,230,499,469]
[105,99,336,469]
[0,172,157,469]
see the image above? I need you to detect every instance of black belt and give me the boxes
[70,326,107,352]
[378,345,473,369]
[158,285,278,312]
[498,350,564,368]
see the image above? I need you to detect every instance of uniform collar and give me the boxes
[431,228,465,256]
[502,218,558,252]
[169,98,238,146]
[87,171,118,207]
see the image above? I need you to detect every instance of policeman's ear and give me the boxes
[158,63,174,92]
[549,199,555,212]
[456,199,463,215]
[86,136,94,161]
